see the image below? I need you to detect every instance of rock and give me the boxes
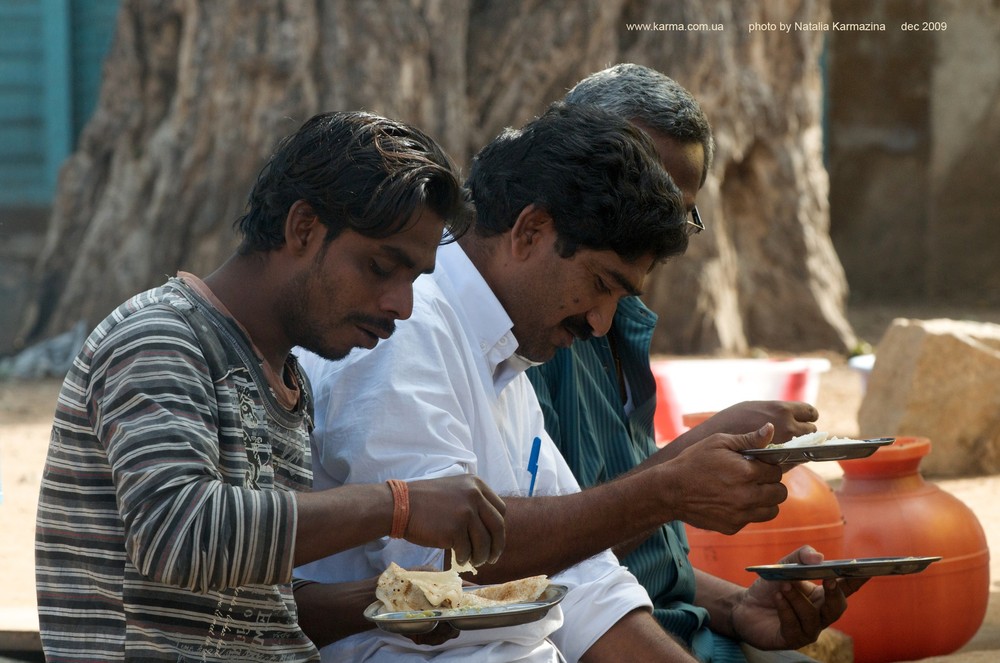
[858,318,1000,477]
[829,0,1000,308]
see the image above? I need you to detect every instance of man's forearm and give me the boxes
[294,484,394,566]
[581,609,698,662]
[472,468,672,582]
[691,568,744,639]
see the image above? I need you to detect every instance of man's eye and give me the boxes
[596,277,611,294]
[370,260,391,277]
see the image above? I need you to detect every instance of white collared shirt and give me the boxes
[296,242,651,663]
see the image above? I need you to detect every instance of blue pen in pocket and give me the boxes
[527,436,541,496]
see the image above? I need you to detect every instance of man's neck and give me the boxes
[457,233,505,293]
[203,253,289,374]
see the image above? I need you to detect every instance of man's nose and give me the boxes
[381,284,415,320]
[586,300,617,338]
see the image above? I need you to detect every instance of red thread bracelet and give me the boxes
[386,479,410,539]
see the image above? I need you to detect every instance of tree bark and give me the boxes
[20,0,856,356]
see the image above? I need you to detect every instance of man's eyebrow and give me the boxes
[607,269,644,297]
[381,244,435,274]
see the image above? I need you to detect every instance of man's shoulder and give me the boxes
[97,282,200,336]
[84,280,229,367]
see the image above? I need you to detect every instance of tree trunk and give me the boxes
[19,0,856,356]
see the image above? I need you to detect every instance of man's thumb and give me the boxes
[749,422,774,449]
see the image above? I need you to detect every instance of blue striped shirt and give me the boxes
[527,296,746,663]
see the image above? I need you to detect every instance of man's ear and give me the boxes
[285,200,324,255]
[509,204,554,260]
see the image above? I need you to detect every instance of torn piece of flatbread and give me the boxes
[465,574,550,605]
[375,561,549,612]
[451,549,478,576]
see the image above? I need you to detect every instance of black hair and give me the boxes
[466,101,688,263]
[235,111,469,253]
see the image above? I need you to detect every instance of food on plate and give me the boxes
[766,431,873,449]
[376,562,549,612]
[767,431,829,449]
[376,563,464,611]
[463,575,551,605]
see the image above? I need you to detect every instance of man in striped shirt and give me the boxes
[527,64,865,662]
[34,110,506,662]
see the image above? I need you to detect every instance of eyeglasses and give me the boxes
[686,206,705,235]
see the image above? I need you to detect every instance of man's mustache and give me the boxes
[349,315,397,338]
[563,316,593,340]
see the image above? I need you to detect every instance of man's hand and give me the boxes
[405,475,506,567]
[655,401,819,462]
[730,545,869,650]
[406,623,461,646]
[657,424,787,534]
[708,401,819,446]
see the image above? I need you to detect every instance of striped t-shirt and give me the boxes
[35,277,318,662]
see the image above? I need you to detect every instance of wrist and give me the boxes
[386,479,410,538]
[724,589,748,640]
[647,462,684,524]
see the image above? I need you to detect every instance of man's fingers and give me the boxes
[771,590,801,638]
[467,509,498,568]
[754,422,775,447]
[728,423,775,451]
[451,536,472,568]
[819,580,849,625]
[840,576,869,598]
[791,402,820,423]
[467,522,489,568]
[480,501,506,564]
[778,583,822,644]
[478,481,507,563]
[465,491,506,567]
[480,480,507,517]
[777,545,821,565]
[408,622,460,645]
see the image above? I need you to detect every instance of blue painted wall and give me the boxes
[0,0,120,206]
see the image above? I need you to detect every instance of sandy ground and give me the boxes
[1,350,998,660]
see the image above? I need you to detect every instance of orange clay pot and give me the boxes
[834,436,990,663]
[685,465,845,587]
[653,373,685,445]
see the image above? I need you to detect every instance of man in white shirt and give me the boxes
[294,103,813,661]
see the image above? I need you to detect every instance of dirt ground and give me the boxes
[2,307,999,660]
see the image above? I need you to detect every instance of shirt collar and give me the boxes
[436,243,535,393]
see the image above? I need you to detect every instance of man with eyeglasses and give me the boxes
[526,64,865,662]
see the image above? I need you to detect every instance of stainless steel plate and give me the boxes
[742,437,895,465]
[746,556,942,581]
[364,584,568,635]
